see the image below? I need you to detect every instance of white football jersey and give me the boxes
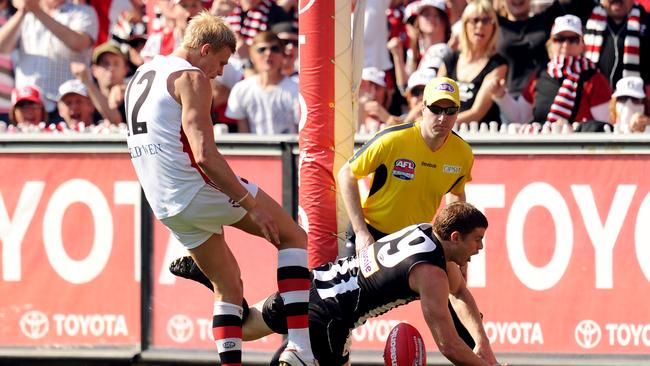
[125,55,210,219]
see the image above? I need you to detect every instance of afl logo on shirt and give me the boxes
[392,159,415,180]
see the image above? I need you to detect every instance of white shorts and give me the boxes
[160,179,259,249]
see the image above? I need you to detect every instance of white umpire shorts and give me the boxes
[160,179,259,249]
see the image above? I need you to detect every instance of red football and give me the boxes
[383,322,427,366]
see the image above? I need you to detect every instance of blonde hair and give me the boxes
[459,0,499,58]
[181,11,236,53]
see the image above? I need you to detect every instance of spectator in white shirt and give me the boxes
[226,31,299,134]
[0,0,98,115]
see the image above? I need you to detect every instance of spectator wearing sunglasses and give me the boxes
[226,31,299,134]
[609,76,650,133]
[495,0,588,97]
[438,0,507,125]
[491,15,612,126]
[270,21,299,82]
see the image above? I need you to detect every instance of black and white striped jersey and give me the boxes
[310,223,447,328]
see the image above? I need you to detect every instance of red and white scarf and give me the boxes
[226,0,273,45]
[584,4,641,78]
[545,56,597,124]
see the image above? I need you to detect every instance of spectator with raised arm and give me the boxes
[107,1,148,73]
[609,76,650,133]
[388,32,452,96]
[363,67,438,128]
[69,42,129,125]
[91,42,129,122]
[0,0,98,117]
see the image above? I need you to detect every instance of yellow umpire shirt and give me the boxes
[348,121,474,234]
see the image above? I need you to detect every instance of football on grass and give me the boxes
[383,322,426,366]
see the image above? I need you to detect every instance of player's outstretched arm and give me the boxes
[447,263,498,364]
[410,263,492,366]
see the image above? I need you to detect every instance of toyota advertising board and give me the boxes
[344,154,650,358]
[0,154,141,350]
[0,151,287,356]
[465,155,650,354]
[1,140,649,364]
[143,153,650,359]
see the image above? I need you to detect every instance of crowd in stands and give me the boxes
[0,0,649,135]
